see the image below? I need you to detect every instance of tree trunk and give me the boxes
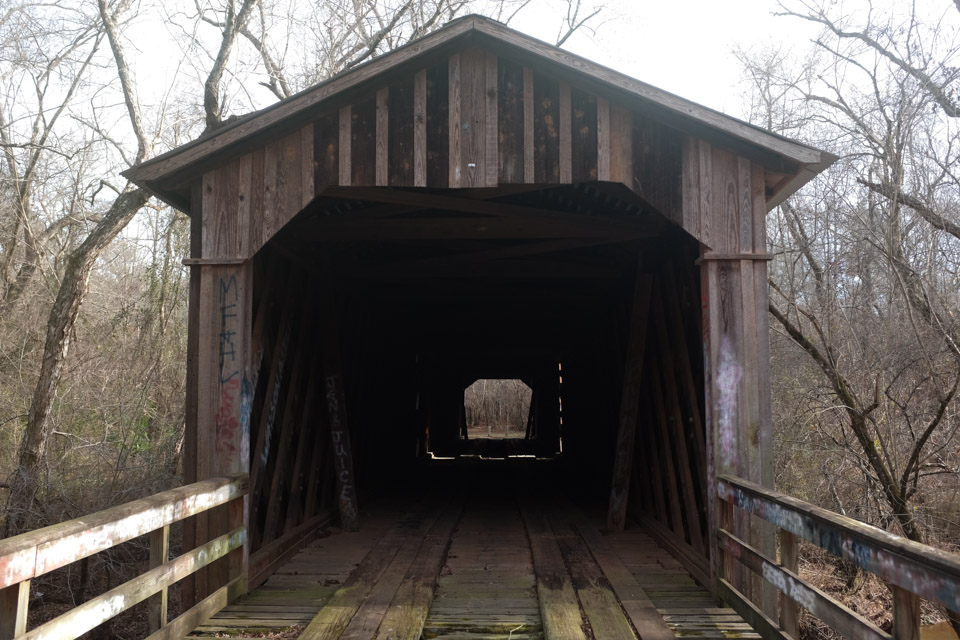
[3,186,150,536]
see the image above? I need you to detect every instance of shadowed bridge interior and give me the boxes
[245,182,710,582]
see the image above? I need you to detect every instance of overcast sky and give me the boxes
[511,0,820,118]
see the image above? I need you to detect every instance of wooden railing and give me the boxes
[717,474,960,640]
[0,474,248,640]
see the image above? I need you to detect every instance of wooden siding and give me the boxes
[189,47,701,259]
[683,138,776,614]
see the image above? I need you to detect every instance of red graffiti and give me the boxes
[215,377,240,461]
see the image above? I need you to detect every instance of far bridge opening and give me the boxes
[463,378,533,441]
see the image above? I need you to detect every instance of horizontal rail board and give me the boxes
[22,528,245,640]
[144,577,245,640]
[716,579,789,640]
[718,474,960,613]
[0,474,247,588]
[717,529,890,640]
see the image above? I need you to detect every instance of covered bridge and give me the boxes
[4,14,959,640]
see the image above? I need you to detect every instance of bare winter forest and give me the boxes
[0,0,959,637]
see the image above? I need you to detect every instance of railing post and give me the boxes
[778,529,799,638]
[891,586,920,640]
[718,495,736,589]
[229,492,249,593]
[147,525,170,633]
[0,581,30,639]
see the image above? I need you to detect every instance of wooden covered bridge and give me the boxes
[3,15,960,640]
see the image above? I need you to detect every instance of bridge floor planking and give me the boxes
[185,498,758,639]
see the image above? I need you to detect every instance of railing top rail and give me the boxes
[717,473,960,612]
[0,473,248,589]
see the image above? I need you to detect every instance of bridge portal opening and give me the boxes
[462,379,532,441]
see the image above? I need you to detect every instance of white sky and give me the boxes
[511,0,820,117]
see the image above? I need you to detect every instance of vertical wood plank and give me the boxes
[389,76,415,187]
[738,156,753,252]
[448,53,461,188]
[197,162,252,595]
[414,69,427,187]
[609,104,632,186]
[497,58,525,184]
[597,96,610,181]
[681,137,700,237]
[339,105,352,186]
[314,112,339,194]
[278,131,302,230]
[0,581,29,639]
[701,256,719,591]
[523,67,534,184]
[376,87,389,186]
[182,181,203,610]
[607,266,652,532]
[779,529,799,639]
[570,87,597,182]
[892,587,921,640]
[485,51,498,187]
[559,82,572,183]
[713,145,740,253]
[455,48,487,188]
[697,140,712,247]
[351,98,376,186]
[248,149,265,254]
[301,124,314,208]
[426,62,449,188]
[229,492,249,594]
[237,154,252,260]
[533,73,559,183]
[262,140,279,243]
[147,526,170,633]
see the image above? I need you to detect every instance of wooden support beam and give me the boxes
[319,258,359,532]
[284,356,323,533]
[662,266,707,491]
[249,294,297,514]
[779,529,799,639]
[0,581,29,639]
[892,586,921,640]
[652,287,705,553]
[261,315,310,544]
[607,263,652,532]
[147,526,170,633]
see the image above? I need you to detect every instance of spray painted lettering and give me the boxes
[214,274,250,466]
[326,375,358,528]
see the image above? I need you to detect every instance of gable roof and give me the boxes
[124,14,835,210]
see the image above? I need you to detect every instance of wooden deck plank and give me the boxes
[299,503,442,640]
[424,498,542,640]
[518,501,587,640]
